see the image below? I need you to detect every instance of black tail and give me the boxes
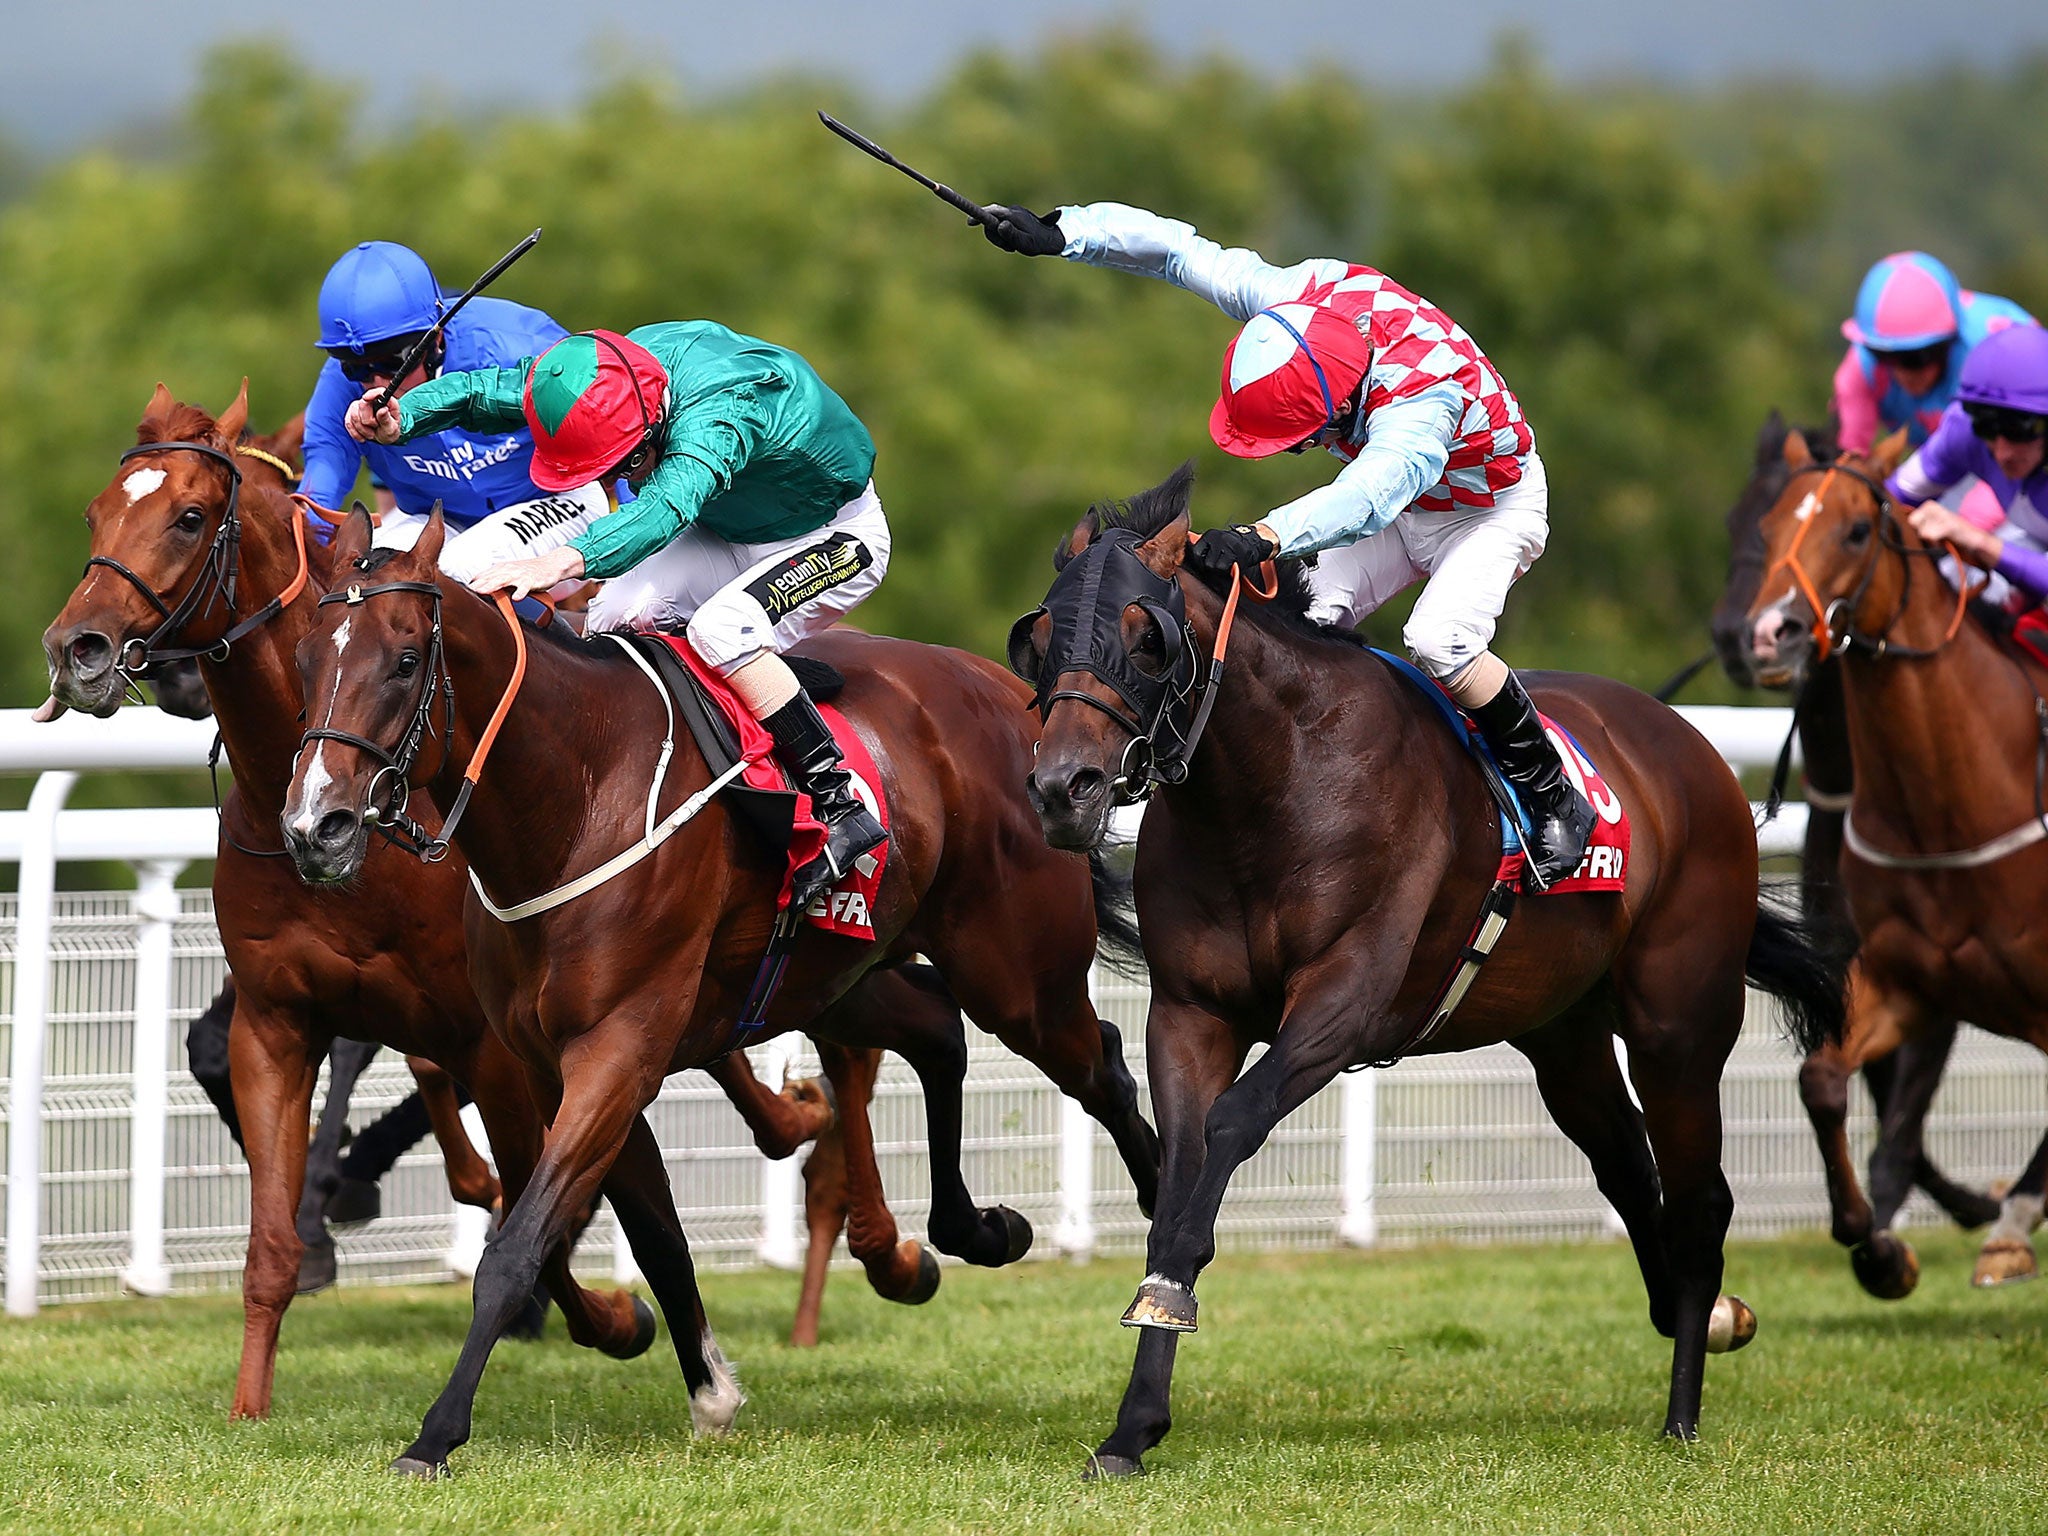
[1088,848,1146,978]
[1746,888,1851,1056]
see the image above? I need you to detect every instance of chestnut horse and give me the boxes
[280,507,1158,1475]
[1747,435,2048,1294]
[1712,414,2017,1284]
[1012,466,1847,1475]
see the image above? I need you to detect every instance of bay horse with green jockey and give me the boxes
[279,504,1158,1475]
[1746,433,2048,1297]
[1011,464,1847,1475]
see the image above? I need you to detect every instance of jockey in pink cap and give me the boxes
[1833,251,2033,532]
[982,200,1594,889]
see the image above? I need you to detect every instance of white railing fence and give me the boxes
[2,705,2042,1314]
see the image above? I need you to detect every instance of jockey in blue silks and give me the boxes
[300,241,612,578]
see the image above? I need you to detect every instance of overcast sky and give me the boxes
[8,0,2048,153]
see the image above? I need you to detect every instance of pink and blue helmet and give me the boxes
[1841,252,1963,353]
[1957,323,2048,416]
[316,241,445,352]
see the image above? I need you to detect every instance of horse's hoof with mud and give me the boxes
[1705,1294,1756,1353]
[1121,1274,1198,1332]
[1083,1452,1144,1480]
[389,1455,448,1480]
[1850,1230,1920,1299]
[295,1238,337,1296]
[1972,1237,2039,1288]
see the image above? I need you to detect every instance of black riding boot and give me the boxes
[1469,670,1596,892]
[763,692,887,910]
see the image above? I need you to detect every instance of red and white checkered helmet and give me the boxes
[1209,302,1375,459]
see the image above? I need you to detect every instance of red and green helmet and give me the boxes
[521,330,670,491]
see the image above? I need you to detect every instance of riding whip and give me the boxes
[817,112,1000,229]
[371,228,543,413]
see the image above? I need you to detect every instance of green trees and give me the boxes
[2,36,2039,709]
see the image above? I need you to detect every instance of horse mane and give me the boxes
[1071,461,1371,653]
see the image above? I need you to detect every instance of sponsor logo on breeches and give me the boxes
[745,532,873,621]
[498,495,589,545]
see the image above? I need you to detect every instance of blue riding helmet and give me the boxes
[316,242,444,352]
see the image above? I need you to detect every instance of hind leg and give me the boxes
[1856,1018,1960,1300]
[295,1037,379,1295]
[1800,963,1923,1255]
[790,1122,851,1346]
[1512,995,1677,1336]
[1975,1128,2048,1287]
[1610,924,1746,1440]
[1861,1036,2002,1228]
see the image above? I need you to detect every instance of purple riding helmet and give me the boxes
[1957,322,2048,415]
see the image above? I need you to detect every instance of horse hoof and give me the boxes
[295,1240,337,1296]
[1121,1274,1198,1332]
[991,1205,1033,1266]
[1972,1238,2039,1288]
[324,1176,382,1229]
[389,1455,448,1480]
[1082,1452,1144,1480]
[605,1295,659,1358]
[898,1243,942,1306]
[1850,1232,1920,1300]
[1705,1295,1756,1354]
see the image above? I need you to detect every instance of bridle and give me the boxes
[1763,458,1977,664]
[1013,536,1274,804]
[293,573,530,863]
[84,439,310,678]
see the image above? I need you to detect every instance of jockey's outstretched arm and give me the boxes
[1053,202,1348,322]
[1259,387,1461,556]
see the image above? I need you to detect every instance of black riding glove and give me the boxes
[1187,525,1278,580]
[983,205,1065,257]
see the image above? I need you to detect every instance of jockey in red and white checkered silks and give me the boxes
[985,200,1594,888]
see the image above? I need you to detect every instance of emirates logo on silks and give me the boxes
[745,533,873,620]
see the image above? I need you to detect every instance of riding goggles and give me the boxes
[328,331,432,384]
[1965,403,2048,444]
[1874,341,1949,374]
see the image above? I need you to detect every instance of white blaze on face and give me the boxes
[286,617,354,836]
[1794,490,1822,522]
[121,468,167,504]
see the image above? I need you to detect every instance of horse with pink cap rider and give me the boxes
[981,200,1595,889]
[1833,251,2033,531]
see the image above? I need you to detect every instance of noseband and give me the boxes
[1764,459,1978,663]
[294,576,533,863]
[297,576,456,860]
[85,439,310,678]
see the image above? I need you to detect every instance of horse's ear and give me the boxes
[334,503,375,565]
[140,382,176,436]
[1782,430,1815,471]
[1872,425,1911,476]
[213,378,250,448]
[1052,511,1096,571]
[1134,511,1191,580]
[412,503,448,571]
[266,411,307,468]
[1756,409,1786,465]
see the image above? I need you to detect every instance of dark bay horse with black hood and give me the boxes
[1012,464,1847,1475]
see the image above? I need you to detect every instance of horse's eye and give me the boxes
[1845,520,1873,547]
[175,506,206,534]
[395,651,420,679]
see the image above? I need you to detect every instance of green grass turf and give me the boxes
[0,1230,2044,1534]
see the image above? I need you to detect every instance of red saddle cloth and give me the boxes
[1526,717,1630,894]
[659,636,890,939]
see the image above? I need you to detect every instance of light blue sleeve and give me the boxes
[1260,386,1464,556]
[1055,202,1346,322]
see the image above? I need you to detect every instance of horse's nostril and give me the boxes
[314,809,358,849]
[67,631,114,679]
[1068,768,1107,806]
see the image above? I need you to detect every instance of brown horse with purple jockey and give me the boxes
[1746,433,2048,1295]
[1011,465,1847,1475]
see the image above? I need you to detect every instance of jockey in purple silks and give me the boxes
[1833,251,2034,533]
[1892,323,2048,604]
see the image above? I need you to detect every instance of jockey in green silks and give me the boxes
[347,322,889,907]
